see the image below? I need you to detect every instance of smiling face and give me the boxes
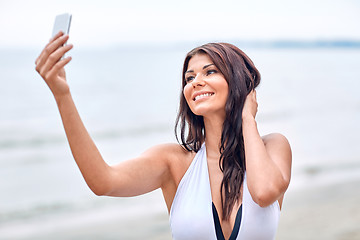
[183,53,229,119]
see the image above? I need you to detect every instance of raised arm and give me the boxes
[35,32,171,197]
[241,90,292,208]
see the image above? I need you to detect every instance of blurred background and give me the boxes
[0,0,359,239]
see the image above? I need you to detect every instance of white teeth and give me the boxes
[194,93,213,101]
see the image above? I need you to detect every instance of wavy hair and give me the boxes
[175,43,261,220]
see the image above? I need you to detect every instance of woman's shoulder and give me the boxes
[261,133,290,147]
[143,143,195,164]
[261,133,292,161]
[145,142,191,154]
[145,143,195,186]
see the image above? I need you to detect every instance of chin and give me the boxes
[189,105,208,116]
[190,107,224,118]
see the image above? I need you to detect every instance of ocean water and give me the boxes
[1,45,360,238]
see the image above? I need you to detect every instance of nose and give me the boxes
[191,74,205,88]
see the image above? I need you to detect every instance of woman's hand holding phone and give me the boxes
[35,31,73,99]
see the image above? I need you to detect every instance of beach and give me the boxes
[277,177,360,240]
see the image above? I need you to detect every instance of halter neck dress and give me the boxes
[170,144,280,240]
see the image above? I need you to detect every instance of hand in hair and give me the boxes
[242,90,258,121]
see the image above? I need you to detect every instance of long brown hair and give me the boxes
[175,43,261,220]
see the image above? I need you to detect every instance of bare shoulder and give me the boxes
[262,133,291,152]
[143,142,195,193]
[141,143,194,167]
[142,143,191,158]
[262,133,292,168]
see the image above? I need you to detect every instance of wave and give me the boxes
[0,201,74,223]
[0,123,172,150]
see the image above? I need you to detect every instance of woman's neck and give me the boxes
[203,116,224,162]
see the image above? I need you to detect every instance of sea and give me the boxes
[1,43,360,239]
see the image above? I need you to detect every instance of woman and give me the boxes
[35,32,292,240]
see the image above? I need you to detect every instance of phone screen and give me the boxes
[52,13,72,37]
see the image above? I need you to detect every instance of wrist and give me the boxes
[242,113,257,128]
[242,113,255,123]
[54,91,72,105]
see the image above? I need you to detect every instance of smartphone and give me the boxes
[52,13,72,37]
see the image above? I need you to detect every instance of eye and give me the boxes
[185,76,195,83]
[206,69,217,76]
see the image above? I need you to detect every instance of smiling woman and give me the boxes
[35,35,291,240]
[178,44,261,218]
[172,43,291,240]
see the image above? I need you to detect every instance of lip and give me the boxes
[192,91,215,101]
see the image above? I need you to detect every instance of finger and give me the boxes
[36,39,72,78]
[36,34,68,69]
[45,56,72,80]
[36,34,69,71]
[40,43,73,77]
[42,34,69,62]
[49,31,64,43]
[35,32,65,65]
[38,43,73,79]
[247,89,255,99]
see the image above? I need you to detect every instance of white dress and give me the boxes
[170,144,280,240]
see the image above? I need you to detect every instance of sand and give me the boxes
[276,179,360,240]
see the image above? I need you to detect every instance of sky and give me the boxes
[0,0,359,49]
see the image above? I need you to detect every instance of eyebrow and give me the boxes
[185,63,215,74]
